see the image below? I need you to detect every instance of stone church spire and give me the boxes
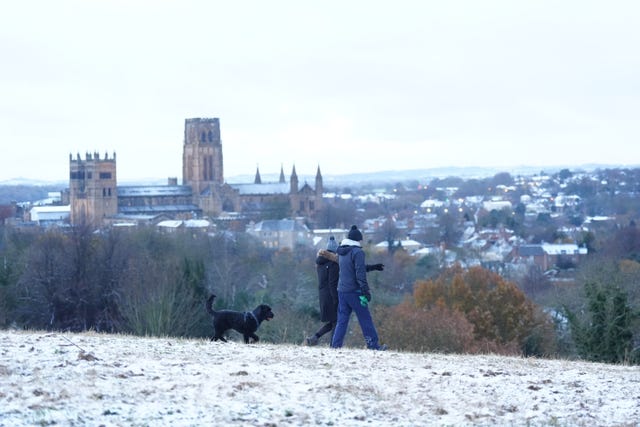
[254,165,262,184]
[290,165,298,194]
[315,164,323,195]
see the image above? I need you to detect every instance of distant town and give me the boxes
[2,162,639,278]
[2,157,640,362]
[0,120,638,289]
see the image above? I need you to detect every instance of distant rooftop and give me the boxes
[250,219,309,232]
[118,185,192,197]
[230,182,291,196]
[118,205,200,215]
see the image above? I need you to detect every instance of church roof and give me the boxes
[118,204,201,214]
[117,185,193,197]
[230,182,292,195]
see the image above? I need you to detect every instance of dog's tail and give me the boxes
[206,294,217,316]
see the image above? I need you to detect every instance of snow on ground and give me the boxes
[1,330,639,426]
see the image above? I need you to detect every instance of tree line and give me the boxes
[0,224,638,363]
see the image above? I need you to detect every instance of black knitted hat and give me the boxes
[347,225,363,241]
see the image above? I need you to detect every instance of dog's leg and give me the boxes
[243,334,260,343]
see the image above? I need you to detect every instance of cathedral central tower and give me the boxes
[182,118,223,194]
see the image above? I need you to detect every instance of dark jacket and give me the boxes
[316,249,339,323]
[336,240,370,295]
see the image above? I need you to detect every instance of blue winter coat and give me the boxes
[336,240,370,295]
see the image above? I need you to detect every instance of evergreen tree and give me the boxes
[565,281,636,364]
[608,288,634,362]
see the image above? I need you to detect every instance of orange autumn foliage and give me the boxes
[410,265,546,353]
[375,300,477,353]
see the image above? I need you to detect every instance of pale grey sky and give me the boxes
[1,0,639,183]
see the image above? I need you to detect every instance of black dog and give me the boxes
[205,294,274,343]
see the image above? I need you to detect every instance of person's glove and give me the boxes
[366,263,384,272]
[360,288,372,306]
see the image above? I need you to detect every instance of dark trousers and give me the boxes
[313,322,334,339]
[331,291,381,349]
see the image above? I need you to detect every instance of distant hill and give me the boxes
[232,163,637,187]
[0,184,67,205]
[0,178,67,187]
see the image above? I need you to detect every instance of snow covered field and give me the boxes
[1,330,639,426]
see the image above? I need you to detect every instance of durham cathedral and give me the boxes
[68,118,323,228]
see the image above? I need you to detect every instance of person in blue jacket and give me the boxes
[331,225,386,350]
[306,236,384,346]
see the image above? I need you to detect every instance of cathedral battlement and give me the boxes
[69,151,116,163]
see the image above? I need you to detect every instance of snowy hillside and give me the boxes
[1,330,638,426]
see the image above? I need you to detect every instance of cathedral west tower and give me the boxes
[69,151,117,228]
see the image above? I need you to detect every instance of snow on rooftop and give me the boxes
[30,205,70,213]
[230,182,290,195]
[374,239,422,248]
[541,243,588,255]
[117,185,192,197]
[157,220,183,228]
[184,219,210,228]
[420,199,445,208]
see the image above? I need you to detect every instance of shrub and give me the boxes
[411,265,555,355]
[376,299,476,353]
